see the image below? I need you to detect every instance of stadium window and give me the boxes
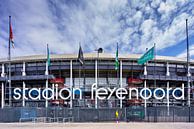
[10,64,15,68]
[122,61,133,65]
[37,62,45,66]
[169,64,176,67]
[15,63,22,67]
[190,65,194,69]
[27,62,37,67]
[147,62,155,66]
[177,64,184,68]
[133,61,139,65]
[156,63,165,67]
[61,61,70,65]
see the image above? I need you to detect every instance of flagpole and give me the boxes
[144,48,148,117]
[8,16,12,106]
[186,19,191,122]
[186,19,191,107]
[95,54,98,109]
[119,60,122,109]
[70,60,73,108]
[137,44,155,119]
[83,61,86,107]
[116,43,120,108]
[1,64,5,108]
[153,43,156,91]
[153,43,157,122]
[45,44,49,108]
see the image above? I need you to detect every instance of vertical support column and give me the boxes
[95,59,98,109]
[45,79,48,108]
[187,65,191,107]
[167,81,170,116]
[1,64,5,109]
[144,65,147,76]
[22,81,26,107]
[188,71,191,122]
[45,61,48,76]
[1,83,4,109]
[120,60,122,109]
[1,64,5,77]
[144,64,147,116]
[166,62,170,76]
[166,62,170,115]
[186,19,191,108]
[70,60,73,108]
[22,62,26,76]
[22,62,26,107]
[45,62,48,108]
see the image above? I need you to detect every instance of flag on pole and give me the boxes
[47,44,50,67]
[9,19,14,48]
[115,43,119,70]
[78,45,84,65]
[138,46,155,65]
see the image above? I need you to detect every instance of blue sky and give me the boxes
[0,0,194,58]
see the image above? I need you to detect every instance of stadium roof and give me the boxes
[0,53,193,64]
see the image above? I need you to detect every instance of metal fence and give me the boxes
[0,106,194,122]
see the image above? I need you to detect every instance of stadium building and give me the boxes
[0,53,193,108]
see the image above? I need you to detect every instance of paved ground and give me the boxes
[0,123,194,129]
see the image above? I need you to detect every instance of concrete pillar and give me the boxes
[166,62,170,115]
[1,83,4,109]
[144,64,147,116]
[95,59,98,109]
[1,64,5,109]
[144,80,147,116]
[70,60,73,108]
[22,62,26,76]
[187,70,191,107]
[144,65,147,76]
[167,81,170,116]
[22,81,26,107]
[166,62,170,76]
[22,62,26,107]
[45,61,49,108]
[45,62,48,75]
[120,60,122,109]
[1,64,4,77]
[45,79,48,108]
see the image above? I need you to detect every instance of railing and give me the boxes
[19,117,34,123]
[1,106,194,123]
[32,117,47,123]
[63,117,74,123]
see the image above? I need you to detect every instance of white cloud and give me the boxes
[177,45,194,58]
[150,0,161,8]
[0,0,194,58]
[141,19,156,42]
[158,1,176,14]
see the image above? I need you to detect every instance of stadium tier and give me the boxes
[0,53,193,108]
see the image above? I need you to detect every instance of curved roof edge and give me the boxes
[0,53,192,64]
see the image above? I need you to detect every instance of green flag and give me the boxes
[138,46,155,65]
[47,44,50,66]
[115,43,119,70]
